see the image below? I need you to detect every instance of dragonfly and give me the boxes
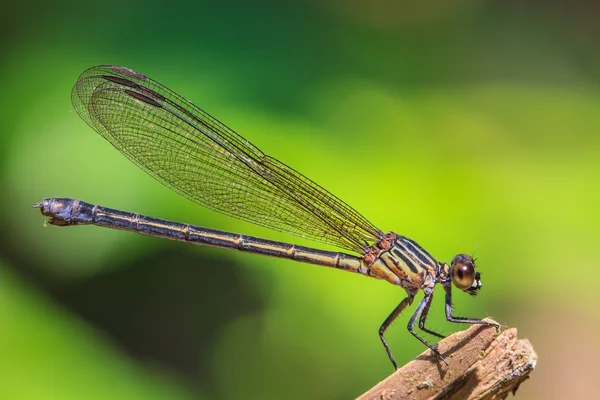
[36,65,498,369]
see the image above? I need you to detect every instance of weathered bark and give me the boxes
[357,320,536,400]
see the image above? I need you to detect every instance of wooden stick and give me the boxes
[357,320,537,400]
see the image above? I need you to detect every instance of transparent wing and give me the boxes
[71,65,383,253]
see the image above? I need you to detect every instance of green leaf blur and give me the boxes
[1,1,598,399]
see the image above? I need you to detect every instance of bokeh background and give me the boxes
[1,1,598,399]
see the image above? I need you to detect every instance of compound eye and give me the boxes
[451,254,475,290]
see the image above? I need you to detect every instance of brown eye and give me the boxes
[451,254,475,290]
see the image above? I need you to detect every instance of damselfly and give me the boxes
[36,65,498,369]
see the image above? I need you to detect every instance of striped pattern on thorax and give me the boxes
[367,234,439,289]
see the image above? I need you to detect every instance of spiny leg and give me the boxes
[408,294,448,366]
[379,294,415,370]
[443,283,500,326]
[418,291,445,339]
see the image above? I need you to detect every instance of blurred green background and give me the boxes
[1,1,598,399]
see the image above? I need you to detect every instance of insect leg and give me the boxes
[379,293,415,370]
[418,291,445,339]
[443,283,499,326]
[408,293,448,365]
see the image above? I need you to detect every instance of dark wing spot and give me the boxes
[103,75,167,103]
[110,66,147,80]
[102,75,138,88]
[137,85,167,102]
[124,89,163,108]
